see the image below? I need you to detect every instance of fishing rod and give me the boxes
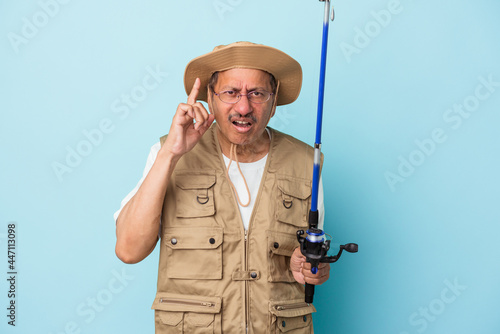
[296,0,358,304]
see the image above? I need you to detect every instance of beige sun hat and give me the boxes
[184,41,302,106]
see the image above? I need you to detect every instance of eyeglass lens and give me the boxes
[218,90,271,104]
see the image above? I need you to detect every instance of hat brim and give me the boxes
[184,44,302,106]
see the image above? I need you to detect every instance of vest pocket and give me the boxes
[267,231,299,282]
[164,227,223,279]
[269,299,316,333]
[152,292,222,334]
[276,176,311,228]
[175,172,216,218]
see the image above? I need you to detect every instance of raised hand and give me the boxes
[163,78,215,159]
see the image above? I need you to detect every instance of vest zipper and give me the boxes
[274,302,309,311]
[159,297,216,308]
[244,229,249,332]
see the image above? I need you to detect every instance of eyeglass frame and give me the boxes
[212,89,275,104]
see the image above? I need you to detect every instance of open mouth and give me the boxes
[232,120,252,128]
[229,114,257,133]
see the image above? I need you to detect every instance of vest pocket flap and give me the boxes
[267,231,298,256]
[270,300,316,333]
[176,173,216,190]
[175,171,216,218]
[152,292,222,314]
[277,314,312,333]
[163,227,223,280]
[164,227,223,250]
[277,177,311,200]
[157,311,183,326]
[269,299,316,317]
[276,176,311,228]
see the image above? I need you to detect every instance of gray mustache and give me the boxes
[228,114,257,123]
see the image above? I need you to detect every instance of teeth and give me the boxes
[234,121,250,125]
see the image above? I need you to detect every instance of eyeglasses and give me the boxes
[213,90,274,104]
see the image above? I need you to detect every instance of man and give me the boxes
[114,42,331,333]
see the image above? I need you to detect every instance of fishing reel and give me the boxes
[297,226,358,303]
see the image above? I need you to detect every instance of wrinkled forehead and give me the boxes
[211,68,275,90]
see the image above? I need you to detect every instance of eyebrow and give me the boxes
[219,85,268,91]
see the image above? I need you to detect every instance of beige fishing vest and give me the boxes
[152,125,320,333]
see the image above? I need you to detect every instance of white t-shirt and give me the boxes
[114,141,324,230]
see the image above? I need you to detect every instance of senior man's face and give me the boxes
[208,68,276,151]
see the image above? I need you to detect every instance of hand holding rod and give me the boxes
[297,227,358,303]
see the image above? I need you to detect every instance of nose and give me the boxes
[233,94,253,116]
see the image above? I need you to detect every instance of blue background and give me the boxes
[1,0,499,333]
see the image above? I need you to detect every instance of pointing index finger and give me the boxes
[187,78,201,105]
